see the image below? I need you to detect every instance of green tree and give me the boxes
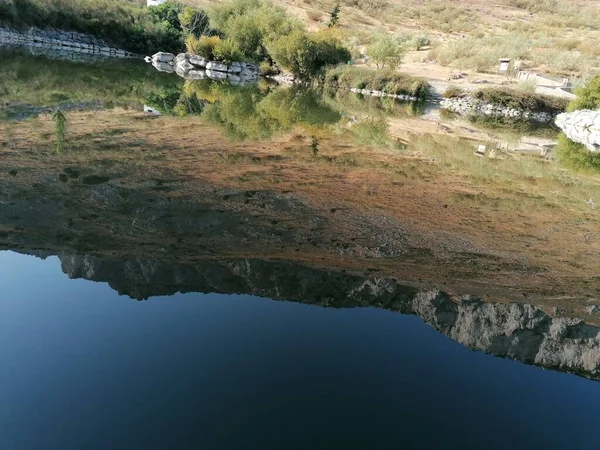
[52,109,67,153]
[367,33,405,70]
[327,3,341,28]
[568,76,600,111]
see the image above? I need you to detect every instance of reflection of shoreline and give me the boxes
[21,251,600,382]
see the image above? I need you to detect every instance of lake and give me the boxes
[1,50,600,449]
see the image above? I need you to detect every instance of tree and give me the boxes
[52,109,67,153]
[367,33,405,70]
[327,3,341,28]
[568,76,600,112]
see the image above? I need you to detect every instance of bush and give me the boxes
[567,76,600,111]
[443,86,465,98]
[323,66,430,99]
[268,30,351,80]
[213,38,244,64]
[179,6,211,37]
[186,35,222,60]
[412,36,431,51]
[367,33,405,69]
[210,0,303,62]
[555,133,600,174]
[473,88,568,113]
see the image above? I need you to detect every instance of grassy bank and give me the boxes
[323,66,429,100]
[0,0,188,54]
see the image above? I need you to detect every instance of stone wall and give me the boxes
[440,96,554,123]
[555,109,600,152]
[0,27,136,59]
[150,52,259,85]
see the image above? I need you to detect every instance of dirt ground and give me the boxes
[1,109,599,321]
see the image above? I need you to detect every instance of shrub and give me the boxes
[412,36,431,51]
[210,0,303,61]
[555,133,600,174]
[473,88,568,113]
[179,6,211,37]
[323,66,429,99]
[268,30,351,80]
[367,33,405,69]
[213,38,244,64]
[567,76,600,111]
[186,35,222,60]
[307,10,322,22]
[443,86,465,98]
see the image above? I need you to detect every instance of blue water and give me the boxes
[1,250,599,450]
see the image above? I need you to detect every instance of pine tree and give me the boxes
[327,3,341,28]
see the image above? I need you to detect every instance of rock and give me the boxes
[152,52,175,63]
[228,74,241,84]
[586,305,600,315]
[189,55,207,68]
[556,110,600,152]
[174,53,189,65]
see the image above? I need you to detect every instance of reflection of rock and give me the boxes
[556,110,600,152]
[148,51,260,84]
[152,60,174,73]
[152,52,175,63]
[53,253,600,380]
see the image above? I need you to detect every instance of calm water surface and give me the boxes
[1,250,600,450]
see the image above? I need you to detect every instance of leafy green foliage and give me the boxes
[323,66,430,99]
[555,133,600,173]
[268,30,351,80]
[567,76,600,112]
[367,33,405,69]
[209,0,303,62]
[186,35,222,60]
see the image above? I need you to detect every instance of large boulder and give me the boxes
[556,110,600,152]
[152,52,175,63]
[186,70,207,80]
[228,62,242,74]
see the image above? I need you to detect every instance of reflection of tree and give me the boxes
[179,82,341,140]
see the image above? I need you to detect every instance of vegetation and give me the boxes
[268,29,351,80]
[0,0,210,54]
[473,88,568,113]
[0,51,183,119]
[327,3,342,28]
[367,33,405,70]
[442,86,465,99]
[323,66,429,99]
[555,133,600,174]
[52,109,67,153]
[567,76,600,111]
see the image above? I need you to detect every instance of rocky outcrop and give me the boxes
[349,87,418,102]
[150,52,259,84]
[0,27,136,59]
[440,97,554,123]
[555,109,600,152]
[49,253,600,380]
